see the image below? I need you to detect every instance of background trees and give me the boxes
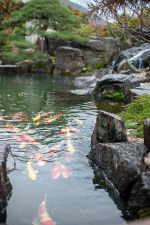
[87,0,150,43]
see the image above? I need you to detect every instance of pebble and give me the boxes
[144,157,150,167]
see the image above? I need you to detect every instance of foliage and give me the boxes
[95,61,107,69]
[74,24,94,37]
[121,95,150,137]
[87,0,150,43]
[45,31,89,44]
[1,49,48,64]
[102,89,125,101]
[9,0,82,35]
[91,23,110,37]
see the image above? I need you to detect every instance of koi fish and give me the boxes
[15,135,39,144]
[12,117,28,122]
[66,140,75,154]
[32,112,52,122]
[38,199,56,225]
[44,114,62,124]
[59,126,72,136]
[72,118,83,126]
[12,112,28,122]
[19,142,27,149]
[47,151,58,157]
[51,163,71,179]
[34,152,46,166]
[26,160,38,181]
[12,112,28,118]
[5,124,14,129]
[59,126,79,136]
[5,124,21,133]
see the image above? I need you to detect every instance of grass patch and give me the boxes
[121,95,150,137]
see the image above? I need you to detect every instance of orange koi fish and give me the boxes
[34,152,46,166]
[15,135,39,144]
[51,163,71,179]
[12,112,28,118]
[5,124,14,129]
[38,199,56,225]
[5,124,21,133]
[44,114,62,124]
[32,112,52,122]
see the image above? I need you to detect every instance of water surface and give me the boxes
[0,74,126,225]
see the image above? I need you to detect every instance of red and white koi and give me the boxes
[34,152,46,166]
[59,126,79,136]
[38,199,56,225]
[51,163,71,179]
[15,134,39,144]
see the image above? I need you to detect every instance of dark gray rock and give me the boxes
[118,43,150,71]
[121,43,150,60]
[74,75,96,89]
[54,46,85,76]
[128,172,150,215]
[94,73,149,102]
[131,83,150,96]
[0,65,20,75]
[89,142,147,195]
[91,110,127,146]
[15,61,32,73]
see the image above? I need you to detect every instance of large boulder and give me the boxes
[15,61,33,73]
[131,82,150,97]
[128,172,150,215]
[89,111,150,217]
[53,46,85,76]
[89,142,147,195]
[91,110,127,146]
[0,65,20,75]
[83,37,122,67]
[117,43,150,71]
[94,72,150,102]
[70,74,97,96]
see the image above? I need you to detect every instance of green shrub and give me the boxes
[121,95,150,137]
[14,39,35,49]
[45,31,89,44]
[95,61,107,69]
[102,89,124,101]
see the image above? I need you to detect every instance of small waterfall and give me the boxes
[132,58,144,69]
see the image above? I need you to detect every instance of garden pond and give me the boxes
[0,74,127,225]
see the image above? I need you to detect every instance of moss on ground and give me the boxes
[121,95,150,137]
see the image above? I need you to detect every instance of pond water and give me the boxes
[0,74,126,225]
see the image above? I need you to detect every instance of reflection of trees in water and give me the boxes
[0,145,13,224]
